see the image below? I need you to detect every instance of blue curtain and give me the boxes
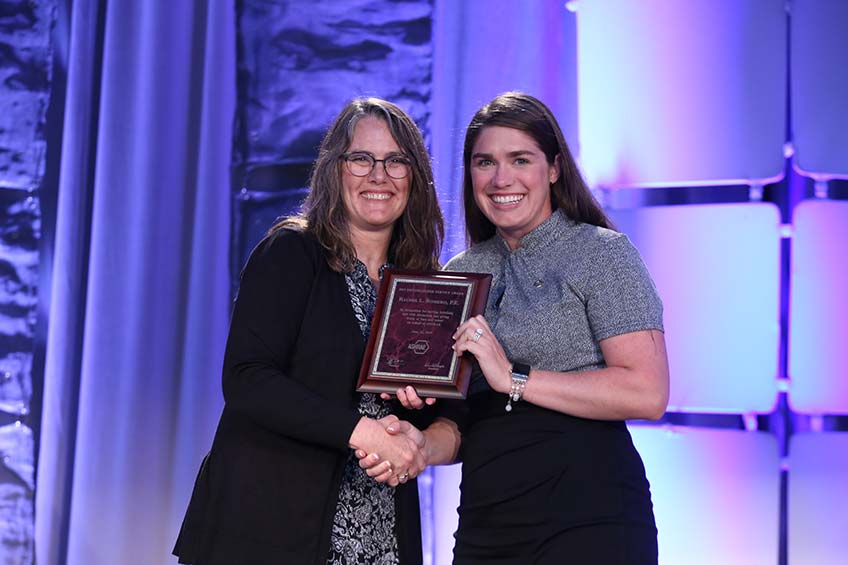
[35,1,235,563]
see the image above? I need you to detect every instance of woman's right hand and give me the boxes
[358,416,462,485]
[349,416,426,486]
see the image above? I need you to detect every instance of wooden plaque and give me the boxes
[356,269,492,399]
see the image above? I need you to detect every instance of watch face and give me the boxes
[512,363,531,379]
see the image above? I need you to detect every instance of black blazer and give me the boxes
[174,228,424,564]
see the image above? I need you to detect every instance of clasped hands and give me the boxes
[351,414,427,487]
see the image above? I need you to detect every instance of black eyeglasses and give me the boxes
[342,152,411,180]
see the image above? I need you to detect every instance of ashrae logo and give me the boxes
[408,340,430,355]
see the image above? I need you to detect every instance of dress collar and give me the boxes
[495,210,575,255]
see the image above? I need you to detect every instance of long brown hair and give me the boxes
[272,97,444,271]
[462,92,612,244]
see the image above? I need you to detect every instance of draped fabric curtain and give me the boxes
[35,1,235,563]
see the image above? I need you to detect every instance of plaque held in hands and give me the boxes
[356,269,492,399]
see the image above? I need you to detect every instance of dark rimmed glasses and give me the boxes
[342,152,411,180]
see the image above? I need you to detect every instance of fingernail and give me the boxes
[387,425,397,433]
[371,453,380,460]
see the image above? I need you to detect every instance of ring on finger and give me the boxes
[398,472,409,482]
[471,328,484,343]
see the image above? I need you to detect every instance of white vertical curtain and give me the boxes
[35,1,235,563]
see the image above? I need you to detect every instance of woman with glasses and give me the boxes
[174,97,448,565]
[366,92,668,564]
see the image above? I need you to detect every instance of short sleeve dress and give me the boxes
[444,210,664,565]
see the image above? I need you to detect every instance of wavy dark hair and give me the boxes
[462,92,612,244]
[272,97,444,271]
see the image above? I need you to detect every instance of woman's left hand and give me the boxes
[452,315,512,394]
[379,386,437,410]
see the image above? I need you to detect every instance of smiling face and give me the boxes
[470,126,560,249]
[341,116,411,239]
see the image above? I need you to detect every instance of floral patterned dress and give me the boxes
[327,261,399,565]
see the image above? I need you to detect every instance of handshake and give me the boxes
[350,414,427,488]
[348,386,458,487]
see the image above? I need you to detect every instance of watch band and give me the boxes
[505,362,531,412]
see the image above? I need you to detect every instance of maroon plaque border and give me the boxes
[356,269,492,399]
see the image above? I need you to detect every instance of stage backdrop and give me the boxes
[21,1,848,564]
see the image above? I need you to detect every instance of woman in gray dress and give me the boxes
[366,92,669,564]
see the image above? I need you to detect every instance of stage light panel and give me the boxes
[791,0,848,178]
[611,204,781,413]
[630,425,780,565]
[577,0,786,187]
[788,432,848,564]
[788,200,848,413]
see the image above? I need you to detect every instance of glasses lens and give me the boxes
[344,153,410,179]
[345,153,374,177]
[385,157,410,179]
